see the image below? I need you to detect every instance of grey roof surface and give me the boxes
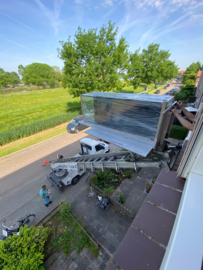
[84,124,155,157]
[82,92,173,103]
[156,169,184,191]
[132,202,176,246]
[114,227,165,270]
[146,183,182,214]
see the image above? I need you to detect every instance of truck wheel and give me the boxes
[71,176,80,185]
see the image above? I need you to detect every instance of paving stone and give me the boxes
[86,267,94,270]
[58,253,65,263]
[70,250,77,259]
[79,248,87,259]
[88,216,94,223]
[80,258,89,269]
[84,248,95,263]
[65,256,73,266]
[109,244,116,254]
[105,231,120,248]
[52,259,61,269]
[103,253,110,264]
[93,256,103,267]
[56,262,67,270]
[44,254,58,268]
[75,255,83,265]
[47,266,55,270]
[69,261,78,270]
[99,262,107,270]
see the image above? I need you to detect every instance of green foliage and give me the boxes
[127,44,178,92]
[0,225,50,270]
[183,62,202,84]
[19,63,57,86]
[152,174,158,183]
[7,71,20,85]
[103,186,114,195]
[58,21,129,97]
[119,193,124,204]
[50,201,98,256]
[169,125,188,140]
[52,66,62,82]
[174,85,194,101]
[125,169,133,179]
[59,200,73,216]
[0,68,10,87]
[0,112,77,145]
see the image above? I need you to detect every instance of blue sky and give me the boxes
[0,0,203,73]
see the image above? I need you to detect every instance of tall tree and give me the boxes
[127,43,178,93]
[183,62,202,84]
[18,64,25,78]
[52,66,62,81]
[0,68,10,87]
[7,71,20,85]
[58,21,129,97]
[19,63,57,86]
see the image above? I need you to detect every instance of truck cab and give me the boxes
[80,138,110,155]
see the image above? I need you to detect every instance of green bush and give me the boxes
[125,169,133,179]
[169,125,188,140]
[0,112,78,145]
[103,186,114,195]
[0,225,50,270]
[119,193,124,204]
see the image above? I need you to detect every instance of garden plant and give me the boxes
[0,225,50,270]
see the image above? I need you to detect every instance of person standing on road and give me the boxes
[39,185,52,207]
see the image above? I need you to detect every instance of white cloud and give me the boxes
[102,0,118,7]
[34,0,64,34]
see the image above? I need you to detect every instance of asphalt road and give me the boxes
[157,80,182,95]
[0,130,121,223]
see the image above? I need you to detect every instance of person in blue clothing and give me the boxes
[39,185,52,207]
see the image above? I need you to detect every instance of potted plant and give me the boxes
[145,183,153,193]
[119,193,125,204]
[152,174,158,184]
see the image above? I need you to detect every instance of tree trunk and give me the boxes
[146,84,148,93]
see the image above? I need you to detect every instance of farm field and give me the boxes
[0,88,81,133]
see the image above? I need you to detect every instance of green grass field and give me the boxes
[0,88,81,133]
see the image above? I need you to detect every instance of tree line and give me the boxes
[0,64,62,88]
[1,21,202,96]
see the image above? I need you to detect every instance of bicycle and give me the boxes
[86,186,96,198]
[0,213,36,241]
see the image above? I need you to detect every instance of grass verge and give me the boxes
[0,123,67,158]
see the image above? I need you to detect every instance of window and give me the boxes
[95,144,104,151]
[81,143,92,150]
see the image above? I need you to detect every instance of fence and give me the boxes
[91,184,135,219]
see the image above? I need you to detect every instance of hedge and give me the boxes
[0,225,49,270]
[169,125,188,140]
[0,112,79,145]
